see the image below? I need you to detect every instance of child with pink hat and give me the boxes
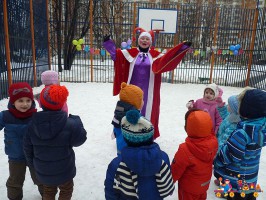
[35,70,68,114]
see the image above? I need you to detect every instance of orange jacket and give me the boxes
[171,135,218,194]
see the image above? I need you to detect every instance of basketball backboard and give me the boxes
[138,8,178,34]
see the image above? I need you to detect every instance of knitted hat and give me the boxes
[119,82,144,110]
[41,70,59,86]
[121,110,154,147]
[40,85,69,110]
[185,109,213,138]
[239,89,266,119]
[8,82,34,104]
[204,83,219,98]
[228,95,239,114]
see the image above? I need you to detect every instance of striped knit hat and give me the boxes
[121,110,154,147]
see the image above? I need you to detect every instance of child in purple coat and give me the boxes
[186,83,222,134]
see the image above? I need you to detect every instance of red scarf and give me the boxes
[8,101,37,119]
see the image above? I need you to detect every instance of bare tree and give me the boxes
[95,0,127,47]
[49,0,97,71]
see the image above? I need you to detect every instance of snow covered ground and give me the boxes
[0,82,265,199]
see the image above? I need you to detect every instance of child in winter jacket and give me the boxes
[171,109,218,200]
[214,88,266,200]
[23,85,87,200]
[0,82,43,200]
[186,83,222,134]
[35,70,68,114]
[105,110,175,200]
[111,82,143,155]
[216,95,241,152]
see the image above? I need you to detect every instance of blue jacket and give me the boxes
[105,143,174,200]
[214,117,266,190]
[216,105,241,152]
[23,111,87,186]
[214,89,266,190]
[0,110,32,161]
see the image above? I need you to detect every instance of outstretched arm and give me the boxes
[152,41,191,74]
[103,35,117,61]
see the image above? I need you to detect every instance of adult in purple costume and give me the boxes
[103,28,191,139]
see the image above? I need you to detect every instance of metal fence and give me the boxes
[0,0,49,100]
[1,0,266,100]
[48,1,266,89]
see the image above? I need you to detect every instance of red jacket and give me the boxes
[171,135,218,194]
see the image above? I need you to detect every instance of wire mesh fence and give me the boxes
[1,0,266,100]
[48,1,265,89]
[0,0,49,99]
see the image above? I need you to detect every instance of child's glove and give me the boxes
[186,100,194,109]
[216,97,225,107]
[111,131,116,140]
[216,87,225,107]
[218,87,223,98]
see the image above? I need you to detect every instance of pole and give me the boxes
[245,9,259,86]
[171,3,181,84]
[3,0,12,86]
[89,0,93,82]
[132,2,137,47]
[30,0,37,86]
[210,7,220,84]
[46,0,51,70]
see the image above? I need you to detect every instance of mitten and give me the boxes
[186,100,194,109]
[103,34,111,42]
[111,131,116,140]
[183,41,192,47]
[216,97,225,107]
[218,87,223,98]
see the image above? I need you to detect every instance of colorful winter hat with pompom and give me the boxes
[121,110,154,147]
[40,85,69,110]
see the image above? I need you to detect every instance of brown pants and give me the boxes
[43,179,74,200]
[6,160,43,200]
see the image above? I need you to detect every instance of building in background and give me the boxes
[145,0,265,8]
